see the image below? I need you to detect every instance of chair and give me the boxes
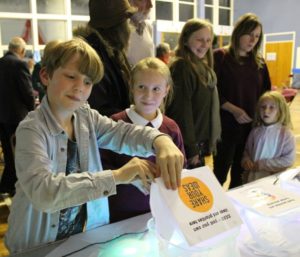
[281,88,298,105]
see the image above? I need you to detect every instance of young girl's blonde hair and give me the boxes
[253,91,292,128]
[130,57,173,113]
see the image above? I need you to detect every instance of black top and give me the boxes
[0,52,35,124]
[85,32,130,117]
[214,48,271,134]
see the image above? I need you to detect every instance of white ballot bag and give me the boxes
[150,166,242,257]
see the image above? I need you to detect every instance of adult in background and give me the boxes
[74,0,136,117]
[156,42,172,64]
[166,19,221,169]
[127,0,155,66]
[31,40,61,102]
[213,13,271,188]
[0,37,35,195]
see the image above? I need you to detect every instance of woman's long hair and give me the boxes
[174,18,216,87]
[95,20,132,83]
[175,18,214,68]
[229,13,264,68]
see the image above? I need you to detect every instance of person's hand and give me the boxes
[241,158,255,171]
[153,135,184,190]
[232,106,252,124]
[112,158,157,189]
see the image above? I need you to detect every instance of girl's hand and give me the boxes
[153,135,184,190]
[113,157,157,189]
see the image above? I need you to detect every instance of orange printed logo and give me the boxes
[178,177,214,212]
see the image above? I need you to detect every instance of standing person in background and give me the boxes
[156,42,172,65]
[74,0,135,117]
[0,37,35,196]
[213,13,271,188]
[101,57,186,222]
[31,40,61,103]
[166,19,221,169]
[241,91,295,183]
[127,0,155,66]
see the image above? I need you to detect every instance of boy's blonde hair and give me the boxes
[253,91,292,128]
[130,57,173,113]
[41,37,104,84]
[42,40,62,58]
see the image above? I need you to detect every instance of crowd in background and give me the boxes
[0,0,296,254]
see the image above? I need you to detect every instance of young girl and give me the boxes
[241,91,296,183]
[5,39,184,253]
[101,57,186,222]
[213,13,271,188]
[165,18,221,169]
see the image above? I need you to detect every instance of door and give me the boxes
[265,41,293,88]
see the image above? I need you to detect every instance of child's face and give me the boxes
[259,98,279,125]
[132,69,169,120]
[187,27,212,60]
[41,54,93,115]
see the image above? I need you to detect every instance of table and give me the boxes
[11,213,152,257]
[11,171,300,257]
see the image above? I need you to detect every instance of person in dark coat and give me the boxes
[0,37,35,195]
[212,13,271,188]
[31,40,62,103]
[74,0,137,117]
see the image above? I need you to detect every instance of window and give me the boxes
[204,0,233,27]
[0,0,30,12]
[37,0,65,14]
[71,0,89,15]
[179,1,195,22]
[205,7,213,23]
[156,1,173,20]
[155,0,196,22]
[0,0,89,57]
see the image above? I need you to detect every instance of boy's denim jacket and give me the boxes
[5,97,161,254]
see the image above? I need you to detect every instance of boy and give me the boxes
[5,38,183,254]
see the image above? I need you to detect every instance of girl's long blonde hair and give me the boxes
[174,18,216,87]
[175,18,214,68]
[253,91,292,128]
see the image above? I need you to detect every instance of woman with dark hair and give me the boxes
[213,13,271,188]
[74,0,137,116]
[166,18,221,169]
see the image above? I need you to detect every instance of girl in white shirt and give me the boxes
[241,91,296,183]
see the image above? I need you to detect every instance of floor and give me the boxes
[0,90,299,257]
